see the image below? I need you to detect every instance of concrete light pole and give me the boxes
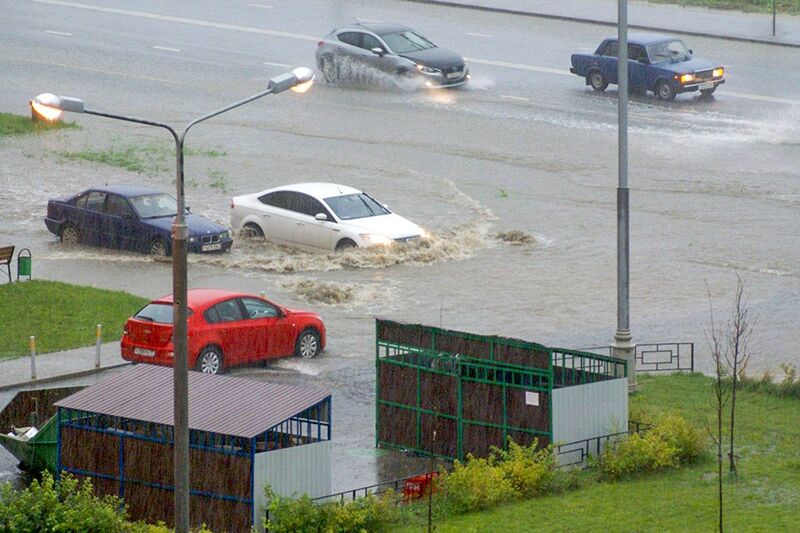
[614,0,636,392]
[30,66,314,532]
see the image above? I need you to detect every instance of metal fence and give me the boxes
[583,342,694,373]
[553,420,652,468]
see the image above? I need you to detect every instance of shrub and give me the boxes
[438,455,519,514]
[490,440,561,498]
[0,472,128,532]
[264,486,399,533]
[596,415,705,480]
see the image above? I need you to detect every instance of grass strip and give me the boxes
[0,112,76,137]
[646,0,800,15]
[394,372,800,532]
[0,280,148,359]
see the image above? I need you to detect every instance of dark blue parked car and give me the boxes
[44,185,233,256]
[570,34,725,101]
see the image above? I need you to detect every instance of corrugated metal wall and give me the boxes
[551,378,628,464]
[252,440,332,532]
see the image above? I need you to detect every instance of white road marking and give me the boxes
[30,0,318,41]
[465,57,571,77]
[248,3,273,8]
[45,30,72,36]
[724,91,800,106]
[356,18,381,23]
[152,45,180,52]
[499,94,529,101]
[26,0,800,106]
[466,32,491,38]
[264,61,292,67]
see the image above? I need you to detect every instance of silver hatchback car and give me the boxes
[315,22,469,88]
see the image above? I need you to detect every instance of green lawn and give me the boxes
[0,112,76,137]
[0,280,148,359]
[648,0,799,15]
[396,373,800,532]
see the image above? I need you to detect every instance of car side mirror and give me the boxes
[315,213,329,221]
[186,206,191,214]
[688,49,693,56]
[371,47,385,56]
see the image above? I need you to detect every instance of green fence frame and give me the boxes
[375,321,627,461]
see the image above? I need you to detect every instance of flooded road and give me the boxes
[2,0,799,493]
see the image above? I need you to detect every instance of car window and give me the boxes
[240,297,280,319]
[106,194,134,218]
[129,193,178,218]
[85,192,107,212]
[380,31,435,54]
[337,32,361,47]
[629,45,648,63]
[207,299,244,323]
[295,193,332,218]
[258,191,292,210]
[361,33,382,51]
[73,193,88,209]
[324,193,391,221]
[601,41,617,57]
[646,40,690,63]
[135,303,173,324]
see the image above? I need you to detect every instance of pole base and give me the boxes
[612,329,637,393]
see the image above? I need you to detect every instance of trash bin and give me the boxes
[17,248,31,281]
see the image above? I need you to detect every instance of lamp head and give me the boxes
[267,67,315,94]
[30,93,85,121]
[290,67,315,94]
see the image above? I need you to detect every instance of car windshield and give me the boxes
[646,40,690,63]
[134,303,173,324]
[129,193,178,218]
[380,30,435,54]
[324,193,390,220]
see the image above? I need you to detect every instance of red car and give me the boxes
[121,289,325,374]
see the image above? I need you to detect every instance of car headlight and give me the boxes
[189,236,198,243]
[680,74,695,84]
[360,233,393,246]
[713,67,724,78]
[416,64,440,75]
[220,231,229,240]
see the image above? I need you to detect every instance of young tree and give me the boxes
[724,275,755,479]
[706,283,731,533]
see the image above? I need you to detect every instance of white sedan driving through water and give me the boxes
[230,183,426,251]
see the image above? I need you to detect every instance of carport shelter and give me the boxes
[54,365,331,533]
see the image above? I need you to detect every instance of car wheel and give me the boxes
[197,346,224,374]
[700,87,716,96]
[335,238,357,251]
[295,329,321,359]
[150,238,169,257]
[588,70,608,92]
[241,223,264,239]
[656,80,676,101]
[320,56,338,83]
[60,224,80,245]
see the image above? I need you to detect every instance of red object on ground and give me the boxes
[402,472,438,501]
[121,288,326,373]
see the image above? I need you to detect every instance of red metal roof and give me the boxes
[55,365,330,439]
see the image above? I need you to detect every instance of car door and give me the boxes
[294,193,338,250]
[336,31,371,67]
[203,298,248,365]
[259,191,301,246]
[360,32,395,73]
[628,44,649,93]
[103,193,137,250]
[83,191,107,247]
[599,40,619,84]
[239,297,294,360]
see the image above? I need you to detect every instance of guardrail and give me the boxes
[583,342,694,373]
[554,420,651,468]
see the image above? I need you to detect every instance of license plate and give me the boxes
[699,82,714,90]
[202,243,222,251]
[447,71,462,79]
[134,347,155,357]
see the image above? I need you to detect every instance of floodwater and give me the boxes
[1,0,799,497]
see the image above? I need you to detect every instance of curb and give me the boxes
[0,361,131,393]
[403,0,800,49]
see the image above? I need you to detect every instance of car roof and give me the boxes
[83,185,165,198]
[605,33,678,46]
[153,289,257,308]
[245,182,363,199]
[335,22,412,36]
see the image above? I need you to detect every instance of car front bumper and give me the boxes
[187,237,233,254]
[420,67,470,89]
[678,78,725,94]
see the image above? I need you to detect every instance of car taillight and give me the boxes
[123,327,128,336]
[230,200,235,209]
[318,41,324,46]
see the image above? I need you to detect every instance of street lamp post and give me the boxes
[614,0,636,392]
[31,66,314,533]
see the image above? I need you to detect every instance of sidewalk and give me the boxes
[0,341,129,392]
[406,0,800,47]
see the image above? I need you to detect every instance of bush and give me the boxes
[264,487,399,533]
[596,415,705,480]
[0,472,128,532]
[438,455,519,514]
[491,440,562,498]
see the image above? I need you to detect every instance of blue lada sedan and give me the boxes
[570,34,725,101]
[45,185,233,256]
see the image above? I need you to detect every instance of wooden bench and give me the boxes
[0,246,14,284]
